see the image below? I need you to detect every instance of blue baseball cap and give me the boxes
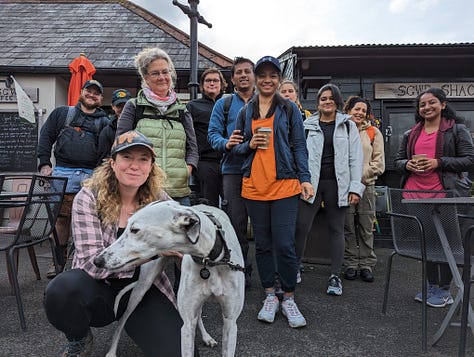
[255,56,281,74]
[111,89,131,106]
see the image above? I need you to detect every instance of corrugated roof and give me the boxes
[0,0,233,71]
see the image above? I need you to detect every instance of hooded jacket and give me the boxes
[304,111,365,206]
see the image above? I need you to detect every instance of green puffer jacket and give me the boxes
[133,96,190,198]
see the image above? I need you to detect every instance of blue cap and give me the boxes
[111,89,131,106]
[255,56,281,74]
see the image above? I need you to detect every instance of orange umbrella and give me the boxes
[67,53,96,106]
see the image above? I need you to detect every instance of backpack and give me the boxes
[366,125,376,145]
[54,106,110,167]
[222,95,233,138]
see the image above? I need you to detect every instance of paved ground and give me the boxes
[0,242,472,356]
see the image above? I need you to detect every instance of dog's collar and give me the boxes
[191,211,244,279]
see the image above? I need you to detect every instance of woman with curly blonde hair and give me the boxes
[44,130,193,357]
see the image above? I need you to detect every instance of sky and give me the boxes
[133,0,473,62]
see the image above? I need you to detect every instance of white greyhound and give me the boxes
[93,201,245,357]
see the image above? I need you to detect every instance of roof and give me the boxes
[279,42,474,79]
[0,0,233,73]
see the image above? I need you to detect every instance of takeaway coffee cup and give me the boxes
[412,153,427,161]
[257,127,272,149]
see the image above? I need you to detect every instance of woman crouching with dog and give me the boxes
[43,130,196,357]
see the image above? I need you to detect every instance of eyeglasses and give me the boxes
[204,78,220,83]
[147,69,171,78]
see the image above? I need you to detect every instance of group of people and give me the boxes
[37,45,473,356]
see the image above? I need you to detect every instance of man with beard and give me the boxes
[37,79,109,278]
[208,57,256,287]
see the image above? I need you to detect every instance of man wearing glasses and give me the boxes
[186,68,227,207]
[37,79,110,278]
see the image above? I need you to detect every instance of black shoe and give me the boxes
[344,268,357,280]
[360,269,374,282]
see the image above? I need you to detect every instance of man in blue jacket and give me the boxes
[208,57,255,287]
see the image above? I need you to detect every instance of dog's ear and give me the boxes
[175,212,201,244]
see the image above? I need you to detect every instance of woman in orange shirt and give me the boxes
[233,56,313,329]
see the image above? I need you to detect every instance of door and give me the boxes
[382,104,414,170]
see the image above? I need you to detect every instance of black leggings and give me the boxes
[44,269,198,357]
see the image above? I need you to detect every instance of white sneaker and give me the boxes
[257,294,279,323]
[327,274,343,296]
[296,271,302,284]
[281,297,306,328]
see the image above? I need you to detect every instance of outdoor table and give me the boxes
[402,197,474,345]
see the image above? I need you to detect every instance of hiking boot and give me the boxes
[327,274,343,296]
[414,284,438,303]
[61,330,93,356]
[360,268,374,282]
[46,261,65,279]
[257,294,279,323]
[427,288,454,308]
[344,267,357,280]
[281,297,306,328]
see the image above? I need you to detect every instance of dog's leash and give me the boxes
[191,211,245,279]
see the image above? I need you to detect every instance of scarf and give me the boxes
[142,85,177,114]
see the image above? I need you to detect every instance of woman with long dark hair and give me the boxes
[395,87,474,307]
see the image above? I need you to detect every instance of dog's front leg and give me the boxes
[106,258,168,357]
[178,290,203,357]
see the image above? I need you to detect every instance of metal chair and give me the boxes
[0,175,42,284]
[459,218,474,357]
[381,188,458,352]
[0,174,67,330]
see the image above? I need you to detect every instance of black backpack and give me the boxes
[54,106,110,167]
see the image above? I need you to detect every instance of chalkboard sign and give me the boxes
[0,112,38,172]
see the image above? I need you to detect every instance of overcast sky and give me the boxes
[133,0,473,62]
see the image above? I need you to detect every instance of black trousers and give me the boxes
[44,269,198,357]
[222,174,251,269]
[196,160,223,207]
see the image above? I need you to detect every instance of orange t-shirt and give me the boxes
[242,114,301,201]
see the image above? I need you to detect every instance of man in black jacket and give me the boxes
[186,68,227,207]
[37,79,109,278]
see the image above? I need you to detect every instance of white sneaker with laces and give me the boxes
[281,297,306,328]
[257,294,279,323]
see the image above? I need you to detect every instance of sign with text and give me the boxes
[0,86,39,103]
[0,112,38,172]
[375,82,474,99]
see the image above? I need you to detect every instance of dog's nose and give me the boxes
[94,256,105,268]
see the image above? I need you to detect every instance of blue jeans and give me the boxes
[52,166,93,194]
[245,195,299,292]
